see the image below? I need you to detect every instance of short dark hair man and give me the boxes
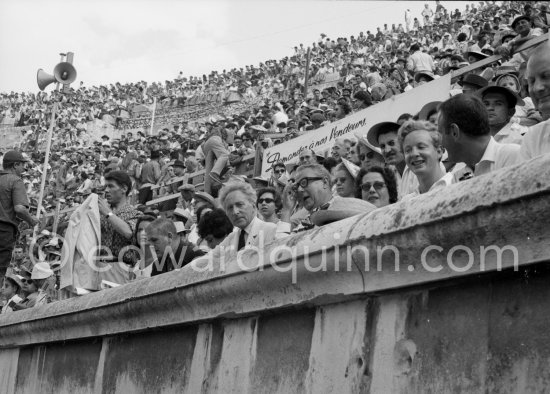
[438,94,520,177]
[97,170,143,285]
[477,86,525,144]
[0,151,37,278]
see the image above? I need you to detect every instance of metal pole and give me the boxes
[34,101,58,235]
[149,97,157,136]
[303,47,312,98]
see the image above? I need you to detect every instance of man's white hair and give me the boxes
[218,181,257,209]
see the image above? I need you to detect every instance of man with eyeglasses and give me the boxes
[0,151,37,279]
[279,164,375,233]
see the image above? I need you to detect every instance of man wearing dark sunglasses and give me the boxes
[0,151,37,279]
[271,162,286,180]
[278,164,376,233]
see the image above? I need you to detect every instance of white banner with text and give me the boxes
[261,74,451,177]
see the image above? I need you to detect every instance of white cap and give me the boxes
[31,262,54,280]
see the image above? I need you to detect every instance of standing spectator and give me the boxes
[0,151,37,279]
[421,3,434,26]
[407,43,435,73]
[203,121,230,185]
[138,150,161,204]
[97,170,142,285]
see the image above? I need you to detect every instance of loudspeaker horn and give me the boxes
[36,62,77,91]
[53,62,77,85]
[37,69,57,91]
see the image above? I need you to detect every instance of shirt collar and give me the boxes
[476,137,499,167]
[242,216,258,235]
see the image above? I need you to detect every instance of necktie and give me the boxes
[237,229,247,251]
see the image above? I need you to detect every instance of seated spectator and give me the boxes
[1,274,23,313]
[132,214,157,279]
[332,159,360,198]
[177,184,195,210]
[398,120,455,197]
[459,74,489,94]
[367,121,419,197]
[494,72,539,127]
[197,208,234,249]
[356,166,398,208]
[299,149,320,166]
[520,42,550,161]
[188,181,280,273]
[354,132,385,170]
[438,94,520,177]
[256,187,282,223]
[330,138,348,162]
[477,86,526,144]
[145,218,204,275]
[280,164,375,232]
[13,262,52,310]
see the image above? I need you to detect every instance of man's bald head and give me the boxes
[527,42,550,117]
[299,149,318,166]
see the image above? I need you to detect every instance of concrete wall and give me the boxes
[1,154,550,394]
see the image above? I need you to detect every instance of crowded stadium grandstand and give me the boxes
[1,0,549,308]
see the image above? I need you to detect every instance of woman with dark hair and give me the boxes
[356,166,398,208]
[1,274,23,313]
[197,209,234,250]
[256,187,282,223]
[132,214,157,279]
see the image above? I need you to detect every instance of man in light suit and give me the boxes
[186,181,280,275]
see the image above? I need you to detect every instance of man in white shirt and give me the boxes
[407,43,435,74]
[438,94,520,177]
[520,41,550,161]
[187,181,280,274]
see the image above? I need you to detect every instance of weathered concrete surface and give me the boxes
[1,155,550,393]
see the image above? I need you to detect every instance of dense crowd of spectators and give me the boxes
[1,1,550,312]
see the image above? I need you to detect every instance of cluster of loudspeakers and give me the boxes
[37,62,77,91]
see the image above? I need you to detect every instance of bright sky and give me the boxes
[0,0,471,93]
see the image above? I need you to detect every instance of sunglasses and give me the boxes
[20,278,33,284]
[274,169,285,174]
[361,181,387,191]
[359,152,376,161]
[257,198,275,204]
[243,138,251,142]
